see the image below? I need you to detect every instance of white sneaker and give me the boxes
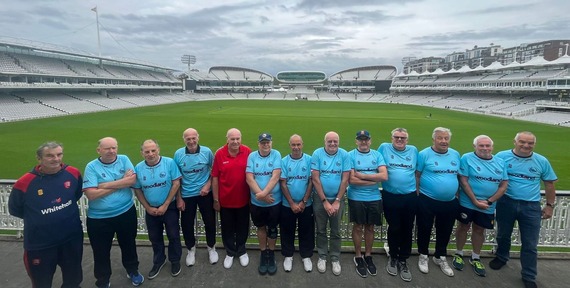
[283,257,293,272]
[302,258,313,272]
[239,253,249,267]
[332,261,341,276]
[223,255,234,269]
[186,246,196,266]
[418,254,429,274]
[433,256,454,277]
[317,259,327,273]
[207,246,219,264]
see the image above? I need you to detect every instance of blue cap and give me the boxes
[258,133,272,142]
[356,130,370,139]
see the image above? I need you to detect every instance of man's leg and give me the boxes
[518,201,541,282]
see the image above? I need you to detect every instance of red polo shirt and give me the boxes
[211,144,251,208]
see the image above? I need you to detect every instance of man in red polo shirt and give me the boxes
[212,128,252,269]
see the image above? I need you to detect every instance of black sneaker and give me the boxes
[171,262,181,277]
[267,250,277,275]
[523,279,538,288]
[364,255,377,276]
[148,260,166,279]
[258,250,268,275]
[353,257,367,278]
[489,257,506,270]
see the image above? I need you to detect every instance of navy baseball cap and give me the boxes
[356,130,370,139]
[258,133,272,142]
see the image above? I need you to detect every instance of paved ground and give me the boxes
[0,238,567,288]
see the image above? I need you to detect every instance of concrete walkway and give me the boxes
[0,238,566,288]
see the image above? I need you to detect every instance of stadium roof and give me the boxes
[396,54,570,78]
[0,36,173,71]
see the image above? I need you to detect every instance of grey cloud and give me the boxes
[296,0,421,10]
[456,3,537,15]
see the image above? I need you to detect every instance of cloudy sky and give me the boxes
[1,0,569,75]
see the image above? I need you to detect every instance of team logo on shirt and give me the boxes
[160,172,166,178]
[529,167,537,173]
[143,176,147,181]
[434,161,439,166]
[406,156,411,161]
[51,197,62,204]
[302,167,307,172]
[495,169,501,175]
[101,173,107,178]
[268,162,273,167]
[289,167,292,172]
[323,161,327,165]
[64,181,71,189]
[372,160,377,165]
[256,163,259,168]
[336,161,341,166]
[476,166,481,171]
[508,164,512,168]
[119,169,126,174]
[451,161,458,166]
[38,189,43,196]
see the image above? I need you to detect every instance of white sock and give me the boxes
[472,252,480,260]
[455,250,464,256]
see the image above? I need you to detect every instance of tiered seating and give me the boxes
[13,54,77,76]
[0,53,28,73]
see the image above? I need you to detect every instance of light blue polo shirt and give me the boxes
[417,147,460,201]
[347,149,385,201]
[173,145,213,198]
[281,153,313,207]
[134,156,182,207]
[378,143,418,194]
[311,147,351,199]
[246,149,282,207]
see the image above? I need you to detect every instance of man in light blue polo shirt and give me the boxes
[378,127,418,282]
[491,131,557,288]
[453,135,507,277]
[348,130,387,278]
[416,127,460,277]
[246,132,282,275]
[173,128,218,267]
[133,139,182,279]
[280,134,314,273]
[83,137,144,288]
[312,131,351,276]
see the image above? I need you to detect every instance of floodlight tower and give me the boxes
[181,55,196,73]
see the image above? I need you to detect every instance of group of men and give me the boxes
[8,127,556,288]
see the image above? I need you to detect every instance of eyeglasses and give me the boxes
[392,136,408,140]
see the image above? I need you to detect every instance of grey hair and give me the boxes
[141,139,159,150]
[515,131,536,143]
[473,135,493,146]
[36,141,62,158]
[432,127,452,139]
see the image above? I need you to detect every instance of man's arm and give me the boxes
[415,171,422,195]
[157,178,181,215]
[200,177,212,196]
[134,188,155,214]
[212,176,220,212]
[98,169,136,190]
[459,175,488,210]
[354,166,388,183]
[542,180,557,219]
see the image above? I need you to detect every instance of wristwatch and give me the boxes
[546,202,555,208]
[335,197,340,202]
[486,200,493,206]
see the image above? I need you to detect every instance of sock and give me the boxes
[455,250,464,256]
[472,252,480,260]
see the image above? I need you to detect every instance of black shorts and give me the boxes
[348,199,383,226]
[457,205,495,229]
[250,204,280,228]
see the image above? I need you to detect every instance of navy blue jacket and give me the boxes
[9,164,83,250]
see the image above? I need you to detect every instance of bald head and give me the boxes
[97,137,118,163]
[324,131,339,154]
[183,128,199,152]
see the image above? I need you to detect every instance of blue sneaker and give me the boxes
[127,271,145,286]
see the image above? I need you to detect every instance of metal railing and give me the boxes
[1,180,569,248]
